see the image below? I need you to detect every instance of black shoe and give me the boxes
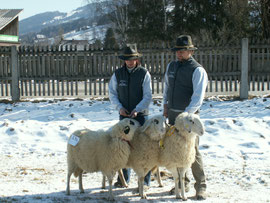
[169,184,190,195]
[114,181,124,188]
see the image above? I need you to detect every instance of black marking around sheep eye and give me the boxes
[124,126,130,134]
[154,119,159,124]
[130,120,135,125]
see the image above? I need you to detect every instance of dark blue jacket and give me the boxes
[115,65,147,114]
[167,57,201,110]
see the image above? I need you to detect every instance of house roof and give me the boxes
[0,9,23,31]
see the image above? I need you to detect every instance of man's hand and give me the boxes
[129,110,138,118]
[119,108,129,117]
[163,104,168,118]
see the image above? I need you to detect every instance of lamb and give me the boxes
[126,115,167,199]
[66,118,140,201]
[159,112,205,200]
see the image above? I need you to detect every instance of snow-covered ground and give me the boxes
[63,24,109,43]
[0,95,269,202]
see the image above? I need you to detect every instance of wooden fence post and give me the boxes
[240,38,249,99]
[11,46,20,101]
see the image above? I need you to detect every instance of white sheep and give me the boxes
[159,112,205,200]
[66,118,140,201]
[126,115,167,199]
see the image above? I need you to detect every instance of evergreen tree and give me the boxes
[260,0,270,38]
[170,0,189,38]
[219,0,251,42]
[127,0,169,42]
[103,28,119,49]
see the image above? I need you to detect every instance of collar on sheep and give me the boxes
[122,138,134,149]
[159,126,179,149]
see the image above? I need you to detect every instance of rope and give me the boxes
[159,126,176,149]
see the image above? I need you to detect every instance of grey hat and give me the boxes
[171,35,198,51]
[118,44,142,60]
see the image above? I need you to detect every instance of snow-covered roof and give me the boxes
[0,9,23,31]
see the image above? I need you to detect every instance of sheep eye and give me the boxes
[130,120,135,125]
[154,119,159,124]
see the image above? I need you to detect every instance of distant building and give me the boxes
[34,34,50,45]
[0,9,23,46]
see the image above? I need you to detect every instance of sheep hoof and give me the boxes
[141,194,147,199]
[176,195,181,199]
[66,191,70,196]
[182,197,188,201]
[80,190,85,194]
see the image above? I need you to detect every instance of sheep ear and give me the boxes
[141,119,151,132]
[124,126,130,134]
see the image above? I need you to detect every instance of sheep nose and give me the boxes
[130,120,135,125]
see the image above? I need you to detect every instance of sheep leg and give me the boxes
[178,167,187,201]
[118,169,128,188]
[171,168,181,199]
[138,176,147,199]
[66,172,72,195]
[107,175,115,201]
[156,167,163,187]
[78,172,84,193]
[102,175,106,189]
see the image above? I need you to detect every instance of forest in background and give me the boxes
[100,0,270,47]
[20,0,270,46]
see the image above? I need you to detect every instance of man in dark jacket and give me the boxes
[109,43,152,188]
[163,35,208,200]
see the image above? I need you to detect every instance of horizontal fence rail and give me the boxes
[0,38,270,100]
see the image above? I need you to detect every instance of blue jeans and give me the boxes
[117,169,151,186]
[117,114,151,186]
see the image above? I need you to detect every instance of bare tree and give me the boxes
[54,27,65,45]
[85,0,129,45]
[102,0,129,44]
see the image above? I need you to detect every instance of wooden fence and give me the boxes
[0,38,270,101]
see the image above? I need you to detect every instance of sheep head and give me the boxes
[175,112,205,136]
[111,118,140,141]
[140,115,167,141]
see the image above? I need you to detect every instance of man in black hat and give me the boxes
[163,35,208,200]
[109,43,152,188]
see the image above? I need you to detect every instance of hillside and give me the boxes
[19,3,110,45]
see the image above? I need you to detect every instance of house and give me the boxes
[0,9,23,46]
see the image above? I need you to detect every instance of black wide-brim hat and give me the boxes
[171,35,198,51]
[118,43,142,60]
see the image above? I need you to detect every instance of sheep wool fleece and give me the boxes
[127,128,160,176]
[168,112,206,192]
[67,129,130,176]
